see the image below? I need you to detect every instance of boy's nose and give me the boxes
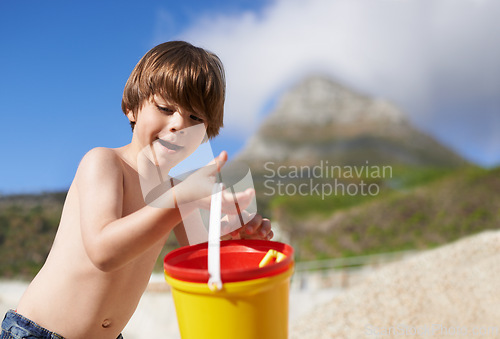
[169,112,186,133]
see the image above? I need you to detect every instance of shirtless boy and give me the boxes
[1,41,273,339]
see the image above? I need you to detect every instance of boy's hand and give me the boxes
[171,151,255,214]
[222,214,274,241]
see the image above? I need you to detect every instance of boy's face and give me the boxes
[129,95,207,170]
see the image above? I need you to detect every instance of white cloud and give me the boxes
[157,0,500,165]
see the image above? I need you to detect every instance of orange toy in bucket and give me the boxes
[164,239,294,339]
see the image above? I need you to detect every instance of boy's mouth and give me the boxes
[158,139,184,152]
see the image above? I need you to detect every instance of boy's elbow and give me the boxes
[87,248,120,272]
[92,258,116,272]
[83,232,124,272]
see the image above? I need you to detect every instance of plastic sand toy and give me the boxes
[164,183,294,339]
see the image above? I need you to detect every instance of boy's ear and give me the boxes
[126,110,136,123]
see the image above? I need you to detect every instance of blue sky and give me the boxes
[0,0,266,193]
[1,0,499,194]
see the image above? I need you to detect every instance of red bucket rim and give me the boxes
[164,240,294,283]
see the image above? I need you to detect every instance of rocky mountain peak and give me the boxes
[264,75,408,128]
[234,74,466,169]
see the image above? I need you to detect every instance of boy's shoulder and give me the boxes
[76,147,125,182]
[80,147,122,166]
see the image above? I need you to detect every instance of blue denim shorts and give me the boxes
[1,310,123,339]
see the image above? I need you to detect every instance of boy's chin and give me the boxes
[158,151,191,168]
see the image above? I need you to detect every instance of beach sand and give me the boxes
[0,278,338,338]
[291,230,500,338]
[1,230,498,338]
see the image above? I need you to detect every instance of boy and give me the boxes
[1,41,273,339]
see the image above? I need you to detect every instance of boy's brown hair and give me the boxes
[121,41,225,138]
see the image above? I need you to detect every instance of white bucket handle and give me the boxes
[207,182,223,291]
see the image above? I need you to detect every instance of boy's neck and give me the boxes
[115,144,140,172]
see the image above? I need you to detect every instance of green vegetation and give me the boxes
[0,192,182,279]
[267,165,455,220]
[0,193,66,278]
[272,166,500,261]
[269,188,378,219]
[1,166,498,279]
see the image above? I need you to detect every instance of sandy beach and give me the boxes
[0,277,339,338]
[291,230,500,338]
[2,230,499,338]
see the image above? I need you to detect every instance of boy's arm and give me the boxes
[77,148,182,272]
[173,221,189,247]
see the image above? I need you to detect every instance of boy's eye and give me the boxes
[190,115,204,123]
[157,105,204,123]
[157,105,174,114]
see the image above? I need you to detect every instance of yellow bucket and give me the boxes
[164,240,294,339]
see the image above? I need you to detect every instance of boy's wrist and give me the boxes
[171,184,178,209]
[171,180,193,208]
[171,180,209,214]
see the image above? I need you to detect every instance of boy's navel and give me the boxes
[102,319,112,328]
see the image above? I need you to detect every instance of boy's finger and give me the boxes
[233,188,255,211]
[244,214,263,235]
[221,193,252,216]
[201,151,227,177]
[258,218,272,238]
[220,188,254,213]
[230,228,241,237]
[215,151,227,172]
[266,230,274,240]
[205,151,227,171]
